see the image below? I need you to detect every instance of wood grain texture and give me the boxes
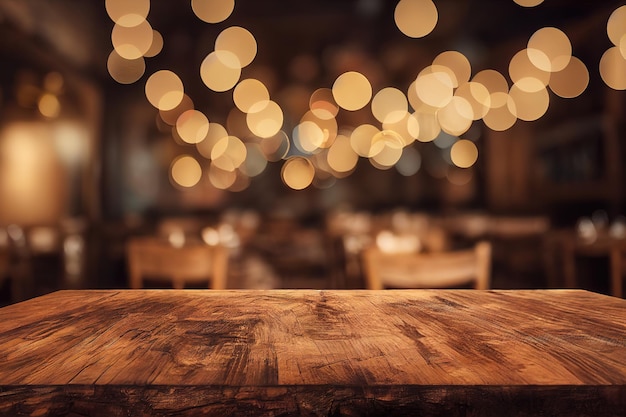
[0,289,625,416]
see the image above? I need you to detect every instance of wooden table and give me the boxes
[0,290,625,416]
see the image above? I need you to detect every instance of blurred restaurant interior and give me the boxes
[1,0,626,305]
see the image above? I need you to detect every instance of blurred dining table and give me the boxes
[0,289,624,416]
[544,228,626,297]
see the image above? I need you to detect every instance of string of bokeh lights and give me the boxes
[106,0,626,191]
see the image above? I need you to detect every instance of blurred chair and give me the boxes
[127,237,229,289]
[609,242,626,298]
[362,241,492,290]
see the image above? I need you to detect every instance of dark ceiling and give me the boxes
[0,0,623,123]
[1,0,622,80]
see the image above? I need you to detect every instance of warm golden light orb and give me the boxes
[215,26,257,68]
[472,69,509,108]
[394,0,438,38]
[107,51,145,84]
[527,27,572,72]
[200,51,241,92]
[300,110,337,149]
[281,157,315,190]
[432,51,471,88]
[197,122,229,159]
[171,155,202,188]
[192,0,235,24]
[371,87,408,124]
[144,30,163,58]
[513,0,544,6]
[332,71,372,111]
[414,112,441,142]
[293,121,326,154]
[310,88,339,120]
[246,100,284,138]
[450,139,478,168]
[211,136,247,171]
[145,70,184,111]
[508,81,549,121]
[437,96,473,136]
[607,6,626,48]
[370,141,403,169]
[414,67,454,108]
[208,164,237,190]
[38,94,60,118]
[111,20,153,59]
[383,111,419,147]
[483,93,517,131]
[233,79,270,113]
[175,110,210,144]
[327,134,359,173]
[350,124,384,157]
[105,0,149,27]
[600,47,626,90]
[549,56,589,98]
[454,82,490,120]
[509,49,551,92]
[160,94,194,126]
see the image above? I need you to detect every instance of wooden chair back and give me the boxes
[362,241,491,290]
[127,237,229,289]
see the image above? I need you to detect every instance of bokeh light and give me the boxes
[171,155,202,188]
[233,79,270,113]
[197,122,229,159]
[144,30,163,58]
[508,80,549,121]
[111,20,153,60]
[350,124,384,157]
[549,56,589,98]
[371,87,408,124]
[450,139,478,168]
[432,51,471,88]
[215,26,257,68]
[192,0,235,24]
[175,110,210,144]
[211,136,247,171]
[281,157,315,190]
[414,66,454,108]
[105,0,150,27]
[200,50,242,92]
[607,6,626,49]
[394,0,438,38]
[246,100,284,138]
[310,88,339,120]
[600,47,626,90]
[160,94,194,126]
[514,0,544,7]
[509,49,551,92]
[107,0,619,192]
[145,70,184,111]
[327,134,359,173]
[107,50,145,84]
[483,93,517,131]
[332,71,372,111]
[437,96,473,136]
[527,27,572,72]
[38,94,60,118]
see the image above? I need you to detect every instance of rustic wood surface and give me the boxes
[0,289,624,416]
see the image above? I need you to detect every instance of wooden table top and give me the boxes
[0,289,625,416]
